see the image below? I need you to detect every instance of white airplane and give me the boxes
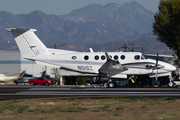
[6,28,176,87]
[0,70,26,83]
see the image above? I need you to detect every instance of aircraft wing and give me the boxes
[98,52,128,74]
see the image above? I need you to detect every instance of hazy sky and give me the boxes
[1,0,160,15]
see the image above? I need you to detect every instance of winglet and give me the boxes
[105,52,112,61]
[6,28,37,32]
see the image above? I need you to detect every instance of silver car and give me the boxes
[14,74,36,85]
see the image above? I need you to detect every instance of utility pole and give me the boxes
[121,43,128,52]
[54,43,56,49]
[129,43,135,52]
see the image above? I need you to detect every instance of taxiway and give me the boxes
[0,85,180,101]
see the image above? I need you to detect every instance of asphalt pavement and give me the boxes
[0,84,180,101]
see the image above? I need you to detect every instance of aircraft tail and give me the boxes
[6,28,49,57]
[18,70,26,78]
[0,70,26,83]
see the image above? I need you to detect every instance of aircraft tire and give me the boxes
[168,82,174,87]
[108,82,115,88]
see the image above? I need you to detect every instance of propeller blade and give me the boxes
[146,52,162,70]
[156,69,158,81]
[156,52,158,67]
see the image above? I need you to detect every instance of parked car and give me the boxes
[14,74,36,85]
[28,77,52,86]
[49,78,57,85]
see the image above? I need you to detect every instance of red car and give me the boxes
[28,77,51,86]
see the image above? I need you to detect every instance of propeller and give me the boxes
[156,52,158,67]
[155,52,158,81]
[145,52,160,81]
[146,52,162,70]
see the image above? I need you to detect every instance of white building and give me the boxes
[0,51,95,78]
[0,51,55,77]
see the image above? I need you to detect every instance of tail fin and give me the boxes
[0,70,26,83]
[6,28,49,57]
[18,70,26,78]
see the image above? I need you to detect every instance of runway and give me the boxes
[0,85,180,101]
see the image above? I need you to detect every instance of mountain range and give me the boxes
[0,1,173,54]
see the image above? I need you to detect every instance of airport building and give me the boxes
[0,51,54,78]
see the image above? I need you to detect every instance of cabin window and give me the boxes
[94,55,99,60]
[101,55,105,60]
[134,55,140,60]
[141,56,145,60]
[142,54,148,59]
[114,55,118,60]
[110,55,112,58]
[72,56,77,60]
[120,55,125,60]
[84,55,89,60]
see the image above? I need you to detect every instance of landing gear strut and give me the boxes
[168,73,176,87]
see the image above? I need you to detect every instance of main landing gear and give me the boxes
[108,82,116,88]
[107,79,116,88]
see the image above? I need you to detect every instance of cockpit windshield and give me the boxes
[141,54,148,60]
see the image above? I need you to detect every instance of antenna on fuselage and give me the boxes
[89,48,94,52]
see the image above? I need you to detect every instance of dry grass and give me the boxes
[0,97,180,120]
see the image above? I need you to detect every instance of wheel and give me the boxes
[45,82,49,86]
[30,82,34,86]
[168,82,174,87]
[108,82,115,88]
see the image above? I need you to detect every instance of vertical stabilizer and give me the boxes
[6,28,49,57]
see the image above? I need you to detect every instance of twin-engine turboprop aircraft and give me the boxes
[6,28,176,87]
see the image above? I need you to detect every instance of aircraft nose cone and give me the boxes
[166,64,176,71]
[172,65,176,71]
